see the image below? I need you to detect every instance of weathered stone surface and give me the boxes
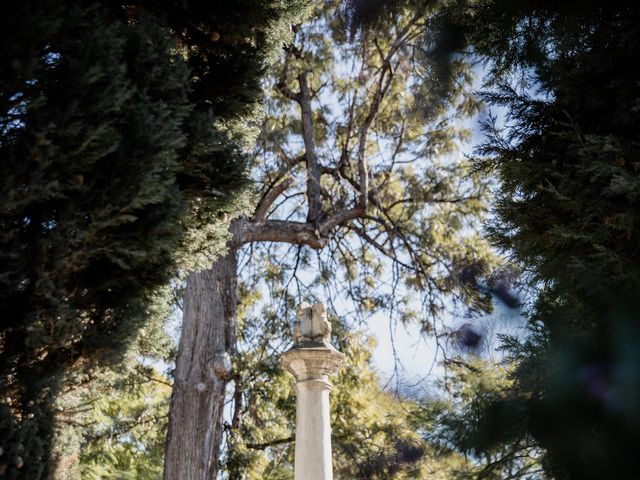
[293,302,333,345]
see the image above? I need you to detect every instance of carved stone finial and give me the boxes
[293,302,332,344]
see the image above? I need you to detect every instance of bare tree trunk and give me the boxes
[163,245,237,480]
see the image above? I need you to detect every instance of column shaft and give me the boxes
[294,379,333,480]
[280,303,344,480]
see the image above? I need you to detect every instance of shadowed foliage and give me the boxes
[0,0,305,475]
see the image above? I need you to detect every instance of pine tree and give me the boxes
[77,363,172,480]
[165,1,500,477]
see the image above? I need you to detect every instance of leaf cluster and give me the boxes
[251,0,500,339]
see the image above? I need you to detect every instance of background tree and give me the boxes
[70,364,171,480]
[165,1,500,477]
[51,288,175,479]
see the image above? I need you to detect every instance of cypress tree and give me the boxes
[1,5,188,476]
[0,0,296,474]
[440,2,640,477]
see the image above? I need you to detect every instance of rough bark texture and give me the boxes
[163,246,237,480]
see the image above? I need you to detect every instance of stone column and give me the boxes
[280,302,345,480]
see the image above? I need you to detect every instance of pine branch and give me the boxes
[245,436,294,450]
[297,70,323,223]
[254,177,294,223]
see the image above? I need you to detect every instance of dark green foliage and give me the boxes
[136,0,309,215]
[417,360,544,479]
[0,5,190,476]
[0,0,309,476]
[437,2,640,478]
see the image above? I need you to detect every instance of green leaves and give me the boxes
[78,365,172,480]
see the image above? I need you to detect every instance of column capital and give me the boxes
[280,344,345,382]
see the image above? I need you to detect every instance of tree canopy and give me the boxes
[4,1,637,479]
[163,0,506,477]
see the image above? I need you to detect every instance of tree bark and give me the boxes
[163,244,238,480]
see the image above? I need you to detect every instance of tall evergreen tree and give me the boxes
[1,6,189,476]
[420,1,640,478]
[0,0,295,475]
